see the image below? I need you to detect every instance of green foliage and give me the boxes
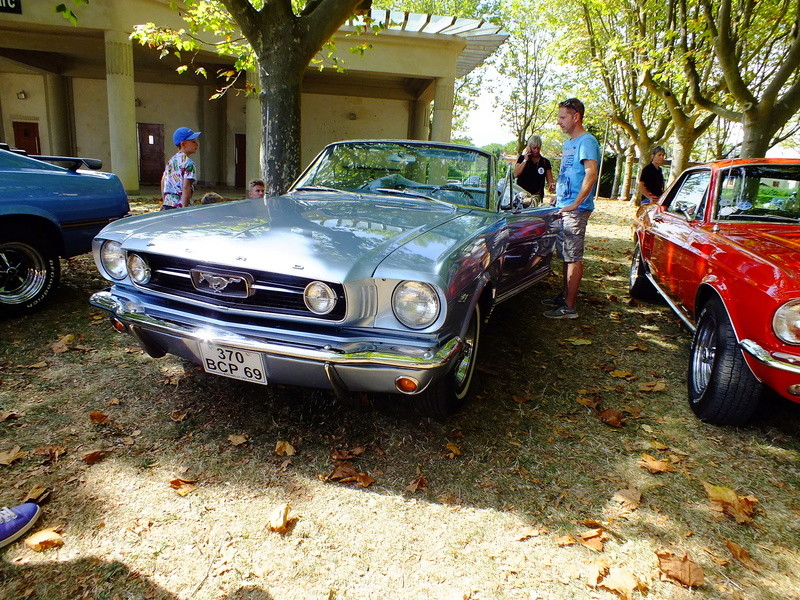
[55,0,89,25]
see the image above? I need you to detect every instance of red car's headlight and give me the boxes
[773,300,800,345]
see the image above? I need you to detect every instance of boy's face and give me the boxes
[249,185,265,198]
[180,139,199,155]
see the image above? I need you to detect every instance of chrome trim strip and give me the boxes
[90,290,460,370]
[495,269,550,304]
[645,272,696,332]
[156,268,303,294]
[739,339,800,375]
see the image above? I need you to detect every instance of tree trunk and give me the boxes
[621,146,637,203]
[258,56,304,195]
[612,150,625,199]
[739,109,773,158]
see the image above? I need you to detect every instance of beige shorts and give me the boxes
[539,210,593,263]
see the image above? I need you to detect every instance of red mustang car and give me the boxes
[631,158,800,425]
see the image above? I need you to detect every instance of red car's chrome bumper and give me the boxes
[740,339,800,401]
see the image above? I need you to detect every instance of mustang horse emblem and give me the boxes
[199,273,242,292]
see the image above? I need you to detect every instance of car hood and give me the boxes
[103,194,472,282]
[717,223,800,278]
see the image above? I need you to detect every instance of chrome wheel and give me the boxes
[0,242,49,305]
[453,305,480,399]
[690,315,716,401]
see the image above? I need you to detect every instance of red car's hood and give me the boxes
[717,223,800,277]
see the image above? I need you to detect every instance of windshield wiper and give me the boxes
[293,186,360,199]
[374,188,455,210]
[725,213,799,223]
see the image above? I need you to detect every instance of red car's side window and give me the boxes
[665,170,711,220]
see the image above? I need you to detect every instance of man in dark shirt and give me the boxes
[514,134,555,203]
[638,146,666,205]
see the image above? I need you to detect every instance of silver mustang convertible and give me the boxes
[90,140,555,418]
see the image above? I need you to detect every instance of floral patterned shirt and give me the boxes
[162,151,197,207]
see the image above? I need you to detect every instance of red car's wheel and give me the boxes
[416,304,481,420]
[688,297,763,425]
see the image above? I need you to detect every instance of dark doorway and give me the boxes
[13,122,40,155]
[137,123,165,185]
[235,133,246,188]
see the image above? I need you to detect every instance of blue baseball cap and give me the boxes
[173,127,201,146]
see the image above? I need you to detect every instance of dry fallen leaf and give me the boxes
[25,528,64,552]
[638,380,666,392]
[610,370,634,379]
[275,440,296,456]
[625,341,649,352]
[638,454,675,474]
[267,502,296,534]
[51,334,76,354]
[89,411,110,424]
[32,445,66,462]
[576,394,601,410]
[656,550,704,587]
[325,462,374,487]
[612,487,642,510]
[579,528,606,552]
[406,474,429,493]
[512,395,532,403]
[725,540,759,571]
[566,337,593,346]
[169,410,187,422]
[0,410,22,423]
[702,482,758,524]
[228,433,249,446]
[81,449,109,464]
[596,566,648,600]
[169,478,198,496]
[598,409,626,428]
[107,397,121,406]
[445,442,462,458]
[554,534,577,546]
[0,445,27,466]
[23,485,51,504]
[24,361,49,369]
[516,526,548,541]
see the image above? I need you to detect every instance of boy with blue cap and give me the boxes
[161,127,201,209]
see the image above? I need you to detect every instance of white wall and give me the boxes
[0,72,49,153]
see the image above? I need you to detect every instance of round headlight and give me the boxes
[774,300,800,345]
[100,241,126,280]
[127,253,151,285]
[392,281,440,329]
[304,281,337,314]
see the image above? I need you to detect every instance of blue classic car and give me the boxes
[0,146,129,316]
[90,140,554,418]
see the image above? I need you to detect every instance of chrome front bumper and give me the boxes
[739,339,800,376]
[90,290,463,395]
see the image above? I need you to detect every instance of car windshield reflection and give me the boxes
[716,165,800,222]
[293,141,491,209]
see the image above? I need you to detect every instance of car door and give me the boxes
[647,169,711,308]
[495,206,555,299]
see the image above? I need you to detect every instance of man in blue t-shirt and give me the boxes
[539,98,600,319]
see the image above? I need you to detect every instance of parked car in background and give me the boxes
[630,158,800,425]
[0,144,129,316]
[90,140,555,418]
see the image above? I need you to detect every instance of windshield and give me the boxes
[293,141,492,209]
[716,164,800,222]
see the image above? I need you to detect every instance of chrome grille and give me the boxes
[134,253,346,320]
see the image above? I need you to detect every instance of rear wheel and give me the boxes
[0,228,60,317]
[688,297,763,425]
[629,243,658,301]
[415,304,481,420]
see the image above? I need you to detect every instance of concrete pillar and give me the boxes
[412,99,431,140]
[104,30,139,193]
[44,74,70,156]
[246,69,262,184]
[430,76,455,142]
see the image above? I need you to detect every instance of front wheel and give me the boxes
[415,304,481,420]
[688,297,763,425]
[0,230,60,317]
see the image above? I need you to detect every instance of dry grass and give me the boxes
[2,199,800,600]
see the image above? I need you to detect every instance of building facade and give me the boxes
[0,1,506,192]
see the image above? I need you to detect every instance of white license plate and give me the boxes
[199,343,268,385]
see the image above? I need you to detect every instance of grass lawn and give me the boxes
[1,198,800,600]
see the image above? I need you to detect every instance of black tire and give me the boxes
[0,228,60,317]
[415,304,481,420]
[629,243,658,301]
[688,297,763,425]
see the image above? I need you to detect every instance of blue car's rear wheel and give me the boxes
[0,229,60,317]
[415,304,481,420]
